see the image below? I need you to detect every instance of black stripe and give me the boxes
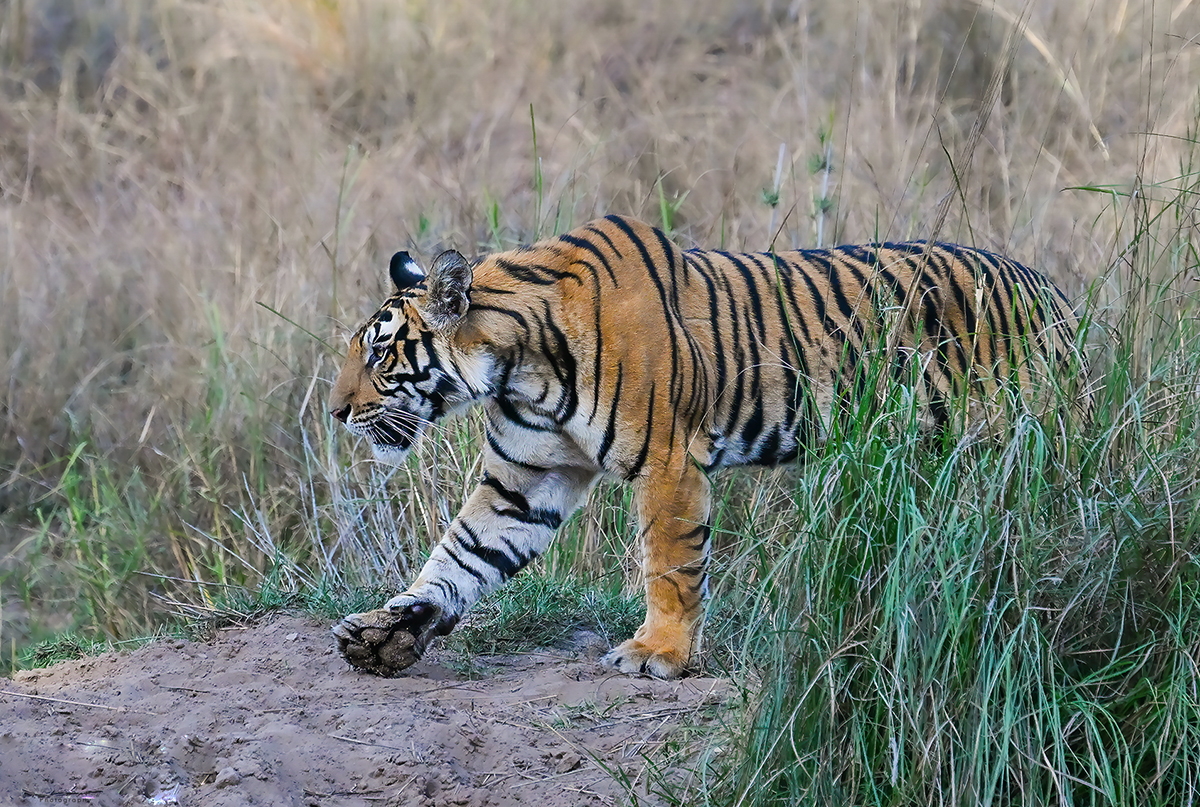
[759,251,816,345]
[680,524,710,551]
[779,333,810,444]
[557,233,618,285]
[608,217,683,418]
[666,251,708,427]
[646,223,696,453]
[442,542,488,585]
[626,382,656,480]
[495,394,554,431]
[793,251,839,343]
[495,256,582,286]
[973,256,1010,374]
[481,473,530,511]
[481,473,564,530]
[720,252,768,342]
[425,578,458,606]
[587,269,605,424]
[513,509,563,530]
[596,363,624,467]
[990,257,1032,373]
[739,381,766,451]
[485,430,549,471]
[455,522,524,582]
[587,223,625,266]
[919,249,971,387]
[755,424,782,465]
[822,253,868,348]
[718,271,747,438]
[469,304,531,338]
[752,253,812,434]
[539,301,579,422]
[688,251,729,409]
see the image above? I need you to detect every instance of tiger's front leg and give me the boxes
[333,462,597,676]
[602,461,712,679]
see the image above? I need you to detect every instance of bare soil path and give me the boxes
[0,615,730,807]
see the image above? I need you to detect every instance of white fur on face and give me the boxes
[370,442,412,466]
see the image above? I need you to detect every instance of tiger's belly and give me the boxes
[690,418,815,471]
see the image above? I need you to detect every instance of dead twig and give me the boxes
[327,733,410,753]
[0,688,161,717]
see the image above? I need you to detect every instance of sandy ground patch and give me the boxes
[0,615,730,807]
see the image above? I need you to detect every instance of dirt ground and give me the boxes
[0,615,731,807]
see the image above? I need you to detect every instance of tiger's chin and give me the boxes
[369,442,414,466]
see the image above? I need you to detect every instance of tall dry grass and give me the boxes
[0,0,1196,651]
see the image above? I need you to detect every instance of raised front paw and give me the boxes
[331,599,441,676]
[601,638,692,679]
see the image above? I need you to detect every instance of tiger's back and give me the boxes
[329,215,1088,680]
[469,215,1086,479]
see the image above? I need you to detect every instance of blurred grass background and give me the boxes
[1,0,1199,803]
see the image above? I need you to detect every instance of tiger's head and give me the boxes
[329,249,490,464]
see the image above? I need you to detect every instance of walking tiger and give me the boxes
[329,215,1087,679]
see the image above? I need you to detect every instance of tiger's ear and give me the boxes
[389,251,425,291]
[420,250,473,330]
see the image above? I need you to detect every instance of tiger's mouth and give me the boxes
[366,417,418,450]
[354,408,428,465]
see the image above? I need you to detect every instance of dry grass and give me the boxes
[0,0,1197,648]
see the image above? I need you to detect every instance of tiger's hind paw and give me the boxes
[601,638,691,680]
[331,601,440,676]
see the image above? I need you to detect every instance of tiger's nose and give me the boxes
[331,404,351,423]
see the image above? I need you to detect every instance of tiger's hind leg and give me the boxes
[602,461,711,679]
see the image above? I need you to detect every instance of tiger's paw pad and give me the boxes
[601,639,690,680]
[331,601,439,676]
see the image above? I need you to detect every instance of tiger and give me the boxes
[328,214,1088,679]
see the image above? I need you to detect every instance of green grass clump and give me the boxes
[709,417,1199,806]
[18,633,113,670]
[446,572,643,658]
[194,567,645,656]
[691,159,1200,806]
